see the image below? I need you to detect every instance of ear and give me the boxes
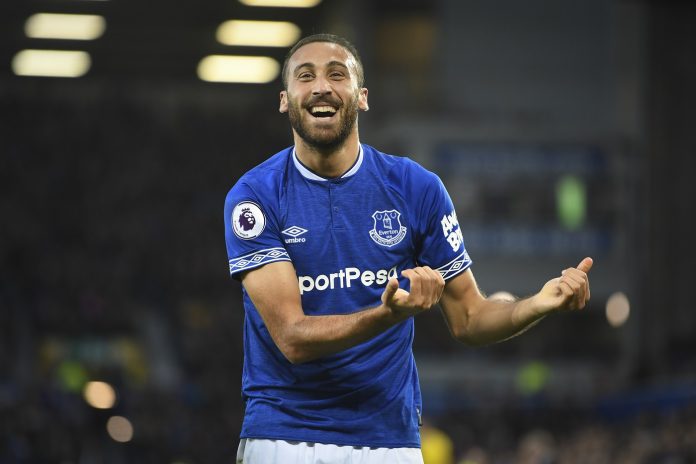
[279,90,288,113]
[358,87,369,111]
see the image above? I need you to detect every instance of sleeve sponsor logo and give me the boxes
[232,201,266,240]
[441,210,463,252]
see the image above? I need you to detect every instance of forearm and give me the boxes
[440,261,593,346]
[454,295,549,346]
[242,261,442,364]
[279,304,408,364]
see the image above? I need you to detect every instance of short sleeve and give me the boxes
[224,181,290,279]
[415,173,472,281]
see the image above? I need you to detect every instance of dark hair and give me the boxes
[281,33,364,89]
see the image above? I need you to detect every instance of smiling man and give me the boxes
[223,34,593,464]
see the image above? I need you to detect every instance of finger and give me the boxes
[414,266,443,306]
[401,269,422,305]
[560,275,590,309]
[576,257,593,273]
[575,261,592,303]
[412,268,433,305]
[423,266,446,303]
[382,278,399,304]
[560,273,584,298]
[436,269,446,288]
[558,279,575,298]
[563,267,591,304]
[563,267,588,279]
[561,271,585,288]
[567,269,590,306]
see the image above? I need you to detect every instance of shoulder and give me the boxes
[363,144,443,191]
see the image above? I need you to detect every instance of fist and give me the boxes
[538,257,593,313]
[381,266,446,317]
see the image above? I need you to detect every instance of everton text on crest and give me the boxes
[369,210,407,247]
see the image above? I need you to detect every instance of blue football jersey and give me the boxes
[224,143,472,448]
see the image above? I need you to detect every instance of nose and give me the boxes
[311,74,332,96]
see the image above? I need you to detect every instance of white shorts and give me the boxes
[236,438,424,464]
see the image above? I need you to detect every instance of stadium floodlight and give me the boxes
[239,0,321,8]
[197,55,279,84]
[12,49,91,78]
[217,20,301,47]
[25,13,106,40]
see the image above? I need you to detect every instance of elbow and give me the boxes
[449,311,488,347]
[449,320,472,345]
[276,336,315,365]
[452,326,487,347]
[281,346,311,364]
[276,340,302,364]
[268,317,316,364]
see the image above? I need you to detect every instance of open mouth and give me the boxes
[308,105,337,119]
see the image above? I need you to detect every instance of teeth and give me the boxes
[310,106,337,114]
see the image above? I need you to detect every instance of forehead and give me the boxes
[288,42,357,72]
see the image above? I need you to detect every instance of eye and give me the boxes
[298,72,314,81]
[329,71,346,80]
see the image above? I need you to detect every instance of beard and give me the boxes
[287,92,360,151]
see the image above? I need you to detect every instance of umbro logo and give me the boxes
[282,226,308,244]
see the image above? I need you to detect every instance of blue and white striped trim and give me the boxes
[436,251,472,281]
[229,247,291,275]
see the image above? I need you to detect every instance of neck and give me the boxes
[293,131,361,178]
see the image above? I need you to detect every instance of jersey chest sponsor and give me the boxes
[298,266,397,295]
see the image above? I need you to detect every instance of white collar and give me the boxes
[292,145,364,181]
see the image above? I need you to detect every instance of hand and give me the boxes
[536,257,593,314]
[381,266,445,318]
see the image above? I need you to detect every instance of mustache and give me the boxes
[303,95,342,108]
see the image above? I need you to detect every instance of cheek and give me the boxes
[289,95,305,111]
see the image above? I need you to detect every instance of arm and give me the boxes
[439,257,593,346]
[241,261,445,364]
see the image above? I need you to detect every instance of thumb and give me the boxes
[382,278,399,303]
[577,257,594,273]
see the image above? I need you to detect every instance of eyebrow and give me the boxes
[293,60,350,75]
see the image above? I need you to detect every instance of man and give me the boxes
[223,33,592,464]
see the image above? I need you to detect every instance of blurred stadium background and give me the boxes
[1,0,695,462]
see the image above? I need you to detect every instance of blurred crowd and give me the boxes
[421,406,696,464]
[0,87,281,462]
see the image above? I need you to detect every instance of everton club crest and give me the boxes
[369,210,407,247]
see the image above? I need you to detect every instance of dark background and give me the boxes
[1,0,695,462]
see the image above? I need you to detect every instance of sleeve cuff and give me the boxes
[229,247,291,277]
[435,250,472,281]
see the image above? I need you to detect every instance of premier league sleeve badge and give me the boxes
[232,201,267,240]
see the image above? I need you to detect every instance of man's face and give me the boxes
[279,42,368,150]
